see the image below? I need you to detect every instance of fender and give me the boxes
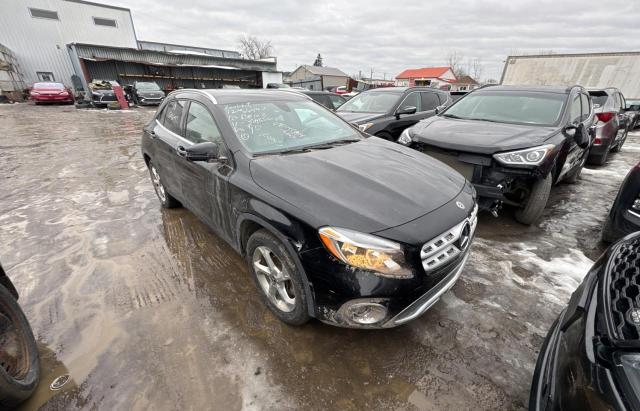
[235,212,317,317]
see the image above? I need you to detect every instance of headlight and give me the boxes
[358,123,374,132]
[398,128,412,145]
[620,354,640,396]
[318,227,413,278]
[493,144,555,166]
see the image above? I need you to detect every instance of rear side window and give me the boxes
[569,94,581,124]
[420,92,440,111]
[310,94,332,109]
[185,101,222,144]
[580,93,591,121]
[162,100,186,135]
[328,95,345,109]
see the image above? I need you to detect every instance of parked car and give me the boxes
[336,87,451,140]
[29,82,73,104]
[529,231,640,411]
[587,88,630,165]
[266,83,291,89]
[398,85,593,224]
[0,263,40,409]
[141,89,478,328]
[284,89,346,110]
[626,99,640,130]
[89,80,118,107]
[334,86,348,95]
[602,161,640,243]
[129,81,165,106]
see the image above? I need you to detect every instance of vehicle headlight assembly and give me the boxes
[358,123,374,132]
[493,144,555,167]
[398,128,413,145]
[318,227,412,278]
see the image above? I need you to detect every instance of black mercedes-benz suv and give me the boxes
[129,81,165,106]
[336,87,451,140]
[141,89,477,328]
[530,232,640,411]
[398,85,593,225]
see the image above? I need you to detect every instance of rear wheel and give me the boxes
[246,230,310,326]
[0,285,40,409]
[515,175,552,225]
[147,161,180,208]
[611,128,628,153]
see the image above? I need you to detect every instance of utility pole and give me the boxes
[370,68,373,81]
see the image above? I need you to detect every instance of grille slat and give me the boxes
[609,238,640,341]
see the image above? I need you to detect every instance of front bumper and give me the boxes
[32,95,73,103]
[137,97,163,106]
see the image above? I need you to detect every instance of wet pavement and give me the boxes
[0,102,639,410]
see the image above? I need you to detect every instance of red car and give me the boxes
[30,82,74,104]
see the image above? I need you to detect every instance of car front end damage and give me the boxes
[299,194,478,329]
[406,141,556,214]
[530,232,640,411]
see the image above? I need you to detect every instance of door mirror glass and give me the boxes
[183,142,220,162]
[565,125,589,148]
[396,106,417,116]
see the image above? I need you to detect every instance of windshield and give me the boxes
[136,82,161,91]
[221,100,360,154]
[337,91,402,113]
[34,82,64,89]
[442,91,566,126]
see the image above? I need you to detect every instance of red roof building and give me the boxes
[395,66,456,88]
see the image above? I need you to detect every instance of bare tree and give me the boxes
[468,58,483,81]
[238,35,273,60]
[447,51,467,77]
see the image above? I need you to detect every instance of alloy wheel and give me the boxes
[150,165,166,203]
[252,246,296,312]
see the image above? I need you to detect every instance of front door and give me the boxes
[152,99,187,200]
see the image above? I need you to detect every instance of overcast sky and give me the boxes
[101,0,640,81]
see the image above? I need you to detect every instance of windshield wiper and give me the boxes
[303,139,360,150]
[442,114,465,119]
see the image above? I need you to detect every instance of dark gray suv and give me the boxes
[587,87,630,165]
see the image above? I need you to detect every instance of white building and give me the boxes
[0,0,137,87]
[288,65,349,90]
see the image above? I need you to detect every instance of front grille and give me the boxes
[421,204,478,272]
[608,237,640,340]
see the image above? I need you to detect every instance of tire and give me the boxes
[588,149,608,166]
[245,229,310,326]
[374,131,393,141]
[515,174,553,225]
[147,161,180,208]
[601,215,619,243]
[0,285,40,409]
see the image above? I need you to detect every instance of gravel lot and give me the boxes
[1,103,639,410]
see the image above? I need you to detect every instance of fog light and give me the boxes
[346,303,388,325]
[633,199,640,211]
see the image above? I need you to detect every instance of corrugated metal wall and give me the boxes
[501,52,640,99]
[0,0,137,87]
[137,41,241,59]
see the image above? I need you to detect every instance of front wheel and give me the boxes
[246,230,310,326]
[0,285,40,409]
[515,175,552,225]
[147,161,180,208]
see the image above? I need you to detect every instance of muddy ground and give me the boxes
[0,103,638,411]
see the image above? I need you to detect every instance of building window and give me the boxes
[29,8,59,20]
[36,72,56,82]
[93,17,117,27]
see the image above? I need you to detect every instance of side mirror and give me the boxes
[434,104,447,115]
[178,142,220,162]
[396,106,417,118]
[564,125,589,148]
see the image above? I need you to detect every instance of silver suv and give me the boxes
[587,87,630,165]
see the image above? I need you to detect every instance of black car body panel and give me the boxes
[530,232,640,411]
[603,162,640,242]
[336,87,452,139]
[403,85,594,215]
[141,89,477,328]
[0,264,18,300]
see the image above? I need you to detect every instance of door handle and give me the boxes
[144,128,156,138]
[176,145,187,158]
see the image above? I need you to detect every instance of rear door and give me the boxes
[152,98,188,200]
[174,96,232,236]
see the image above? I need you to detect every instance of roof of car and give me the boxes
[180,89,311,104]
[475,85,578,94]
[360,86,444,93]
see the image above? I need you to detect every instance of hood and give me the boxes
[410,116,558,154]
[250,137,466,233]
[336,111,384,124]
[137,90,164,97]
[92,89,114,95]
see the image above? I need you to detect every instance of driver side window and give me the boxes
[185,101,222,144]
[398,92,421,112]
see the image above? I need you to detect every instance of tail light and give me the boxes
[596,112,615,123]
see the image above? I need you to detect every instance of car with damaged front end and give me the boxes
[141,89,477,328]
[398,85,593,225]
[530,232,640,411]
